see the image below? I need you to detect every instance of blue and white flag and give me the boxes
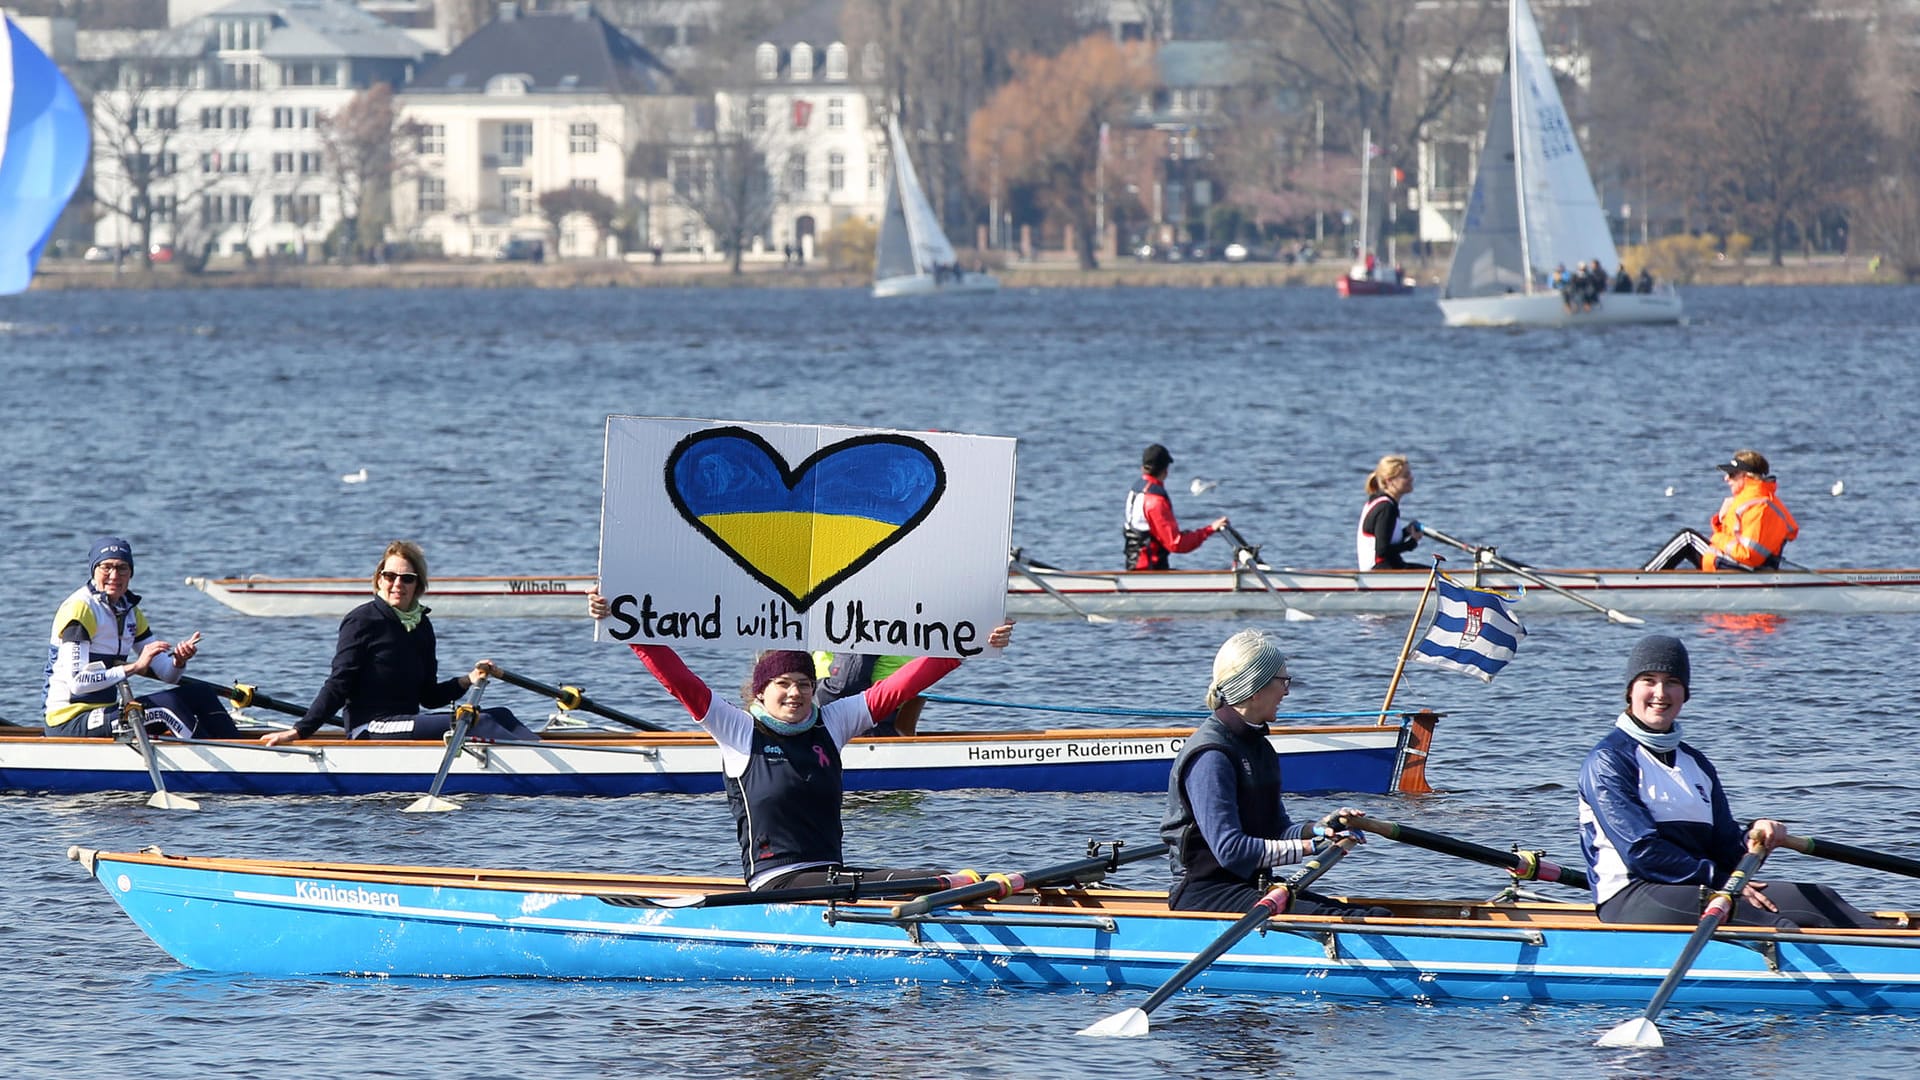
[1412,575,1526,682]
[1,16,91,295]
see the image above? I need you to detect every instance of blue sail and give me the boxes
[0,15,91,295]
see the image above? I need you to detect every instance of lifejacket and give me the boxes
[1704,477,1798,571]
[1162,713,1284,907]
[723,717,846,882]
[1356,493,1414,570]
[1122,475,1169,570]
[43,584,157,727]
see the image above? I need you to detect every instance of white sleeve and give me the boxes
[822,697,876,748]
[54,640,126,695]
[697,698,759,777]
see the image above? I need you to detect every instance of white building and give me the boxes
[89,0,425,260]
[395,3,685,259]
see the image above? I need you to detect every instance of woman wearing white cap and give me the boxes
[1161,629,1378,914]
[1578,635,1883,928]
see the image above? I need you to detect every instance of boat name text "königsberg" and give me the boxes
[295,881,402,909]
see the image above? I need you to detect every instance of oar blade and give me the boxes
[1282,607,1315,622]
[402,794,463,814]
[1607,610,1647,626]
[1595,1016,1663,1049]
[146,790,201,811]
[1076,1006,1151,1038]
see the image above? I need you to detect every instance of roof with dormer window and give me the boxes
[409,3,675,93]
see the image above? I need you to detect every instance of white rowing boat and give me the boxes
[185,566,1920,619]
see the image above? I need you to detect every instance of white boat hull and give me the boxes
[873,272,1001,299]
[1439,290,1683,328]
[185,567,1920,619]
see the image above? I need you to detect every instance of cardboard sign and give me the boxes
[599,417,1015,656]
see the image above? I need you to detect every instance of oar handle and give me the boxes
[487,665,667,732]
[178,675,312,718]
[891,841,1167,918]
[1346,814,1590,891]
[1778,832,1920,880]
[695,870,983,910]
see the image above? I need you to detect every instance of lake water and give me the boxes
[4,284,1920,1078]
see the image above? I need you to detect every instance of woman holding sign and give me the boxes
[589,589,1013,890]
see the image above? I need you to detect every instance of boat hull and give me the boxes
[0,714,1433,797]
[1439,290,1683,327]
[73,847,1920,1010]
[1337,276,1415,297]
[186,567,1920,619]
[872,273,1001,299]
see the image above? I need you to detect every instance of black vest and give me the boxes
[1161,712,1285,903]
[723,717,846,881]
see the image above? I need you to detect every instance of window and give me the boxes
[273,152,294,174]
[217,62,260,89]
[300,151,323,174]
[272,194,293,222]
[669,150,703,197]
[282,62,337,87]
[569,178,598,191]
[151,194,176,223]
[273,106,293,129]
[826,97,843,129]
[300,107,319,128]
[417,124,445,155]
[500,177,533,215]
[785,152,806,193]
[202,193,252,224]
[569,122,597,154]
[501,123,532,166]
[826,43,847,80]
[228,107,250,129]
[156,107,177,130]
[296,193,321,223]
[748,98,767,131]
[791,43,813,81]
[200,107,222,130]
[755,43,778,80]
[418,177,446,213]
[828,151,845,192]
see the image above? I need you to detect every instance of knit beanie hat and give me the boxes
[747,650,815,700]
[1206,629,1288,710]
[89,536,135,573]
[1624,635,1690,699]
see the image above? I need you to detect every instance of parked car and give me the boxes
[148,244,174,264]
[496,238,545,263]
[82,245,116,263]
[1223,243,1249,263]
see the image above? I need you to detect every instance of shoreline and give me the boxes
[22,254,1893,291]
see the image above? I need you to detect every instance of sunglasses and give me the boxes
[378,570,419,585]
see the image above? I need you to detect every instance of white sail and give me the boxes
[1509,0,1617,280]
[887,117,957,272]
[1442,69,1527,298]
[873,164,916,282]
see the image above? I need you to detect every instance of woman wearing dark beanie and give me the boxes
[590,589,1013,891]
[1577,635,1883,929]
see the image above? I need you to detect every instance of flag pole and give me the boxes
[1377,556,1444,725]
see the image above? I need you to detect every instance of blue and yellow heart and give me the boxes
[664,427,947,610]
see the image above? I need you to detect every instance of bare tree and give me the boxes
[1243,0,1503,257]
[86,50,230,269]
[1859,0,1920,279]
[538,186,622,258]
[316,83,419,263]
[669,125,779,274]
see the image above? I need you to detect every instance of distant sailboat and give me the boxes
[873,117,998,299]
[1,14,91,295]
[1437,0,1681,327]
[1337,125,1414,297]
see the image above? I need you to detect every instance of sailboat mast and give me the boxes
[1359,126,1372,259]
[1508,0,1535,295]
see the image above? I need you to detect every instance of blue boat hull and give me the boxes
[73,848,1920,1010]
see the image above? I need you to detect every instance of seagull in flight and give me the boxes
[1189,477,1219,496]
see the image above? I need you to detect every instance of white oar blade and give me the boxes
[147,791,200,811]
[1282,608,1315,622]
[1077,1007,1150,1038]
[1607,611,1647,626]
[1595,1016,1663,1049]
[1087,613,1115,625]
[402,794,462,814]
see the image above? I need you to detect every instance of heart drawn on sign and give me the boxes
[664,426,947,611]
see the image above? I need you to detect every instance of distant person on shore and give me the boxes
[262,541,536,745]
[591,589,1014,889]
[1636,268,1654,294]
[1123,443,1229,570]
[812,652,923,736]
[44,536,238,739]
[1643,450,1798,572]
[1357,454,1422,570]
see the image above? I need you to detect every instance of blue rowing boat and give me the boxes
[72,846,1920,1009]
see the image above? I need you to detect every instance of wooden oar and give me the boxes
[177,674,313,718]
[1424,526,1645,626]
[1218,522,1313,622]
[1008,552,1113,625]
[1595,840,1769,1048]
[1079,836,1358,1037]
[117,682,199,811]
[403,676,489,814]
[1776,832,1920,881]
[612,869,985,910]
[890,840,1168,919]
[1343,813,1589,890]
[485,665,668,732]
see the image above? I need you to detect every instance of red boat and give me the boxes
[1337,271,1415,297]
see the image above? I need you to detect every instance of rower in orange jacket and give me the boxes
[1644,449,1798,571]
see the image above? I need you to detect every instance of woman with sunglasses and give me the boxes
[1162,629,1380,915]
[261,541,535,745]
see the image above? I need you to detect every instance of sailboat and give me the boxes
[873,116,998,299]
[1,13,91,295]
[1438,0,1681,327]
[1337,125,1414,297]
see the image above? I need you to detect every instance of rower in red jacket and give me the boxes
[1122,443,1229,570]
